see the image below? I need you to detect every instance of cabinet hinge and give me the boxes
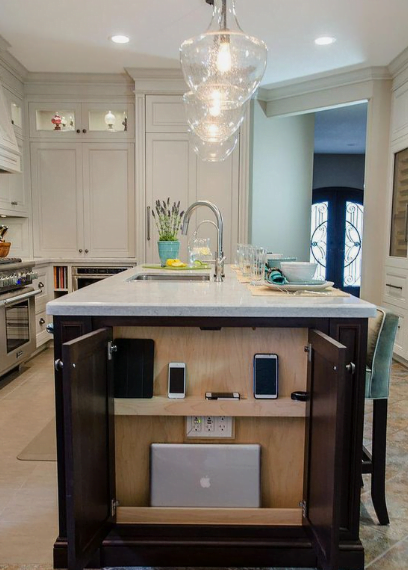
[299,499,307,518]
[111,498,119,517]
[107,341,118,361]
[304,344,312,362]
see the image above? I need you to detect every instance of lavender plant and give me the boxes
[152,198,185,241]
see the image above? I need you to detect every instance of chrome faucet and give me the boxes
[182,201,225,282]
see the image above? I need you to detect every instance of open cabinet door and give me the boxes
[304,329,347,570]
[62,328,115,570]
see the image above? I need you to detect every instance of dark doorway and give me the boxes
[310,187,364,296]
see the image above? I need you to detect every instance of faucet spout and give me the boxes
[182,200,225,282]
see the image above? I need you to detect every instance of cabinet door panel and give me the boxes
[31,142,84,257]
[145,133,196,263]
[62,328,115,570]
[83,143,135,257]
[305,329,347,570]
[196,143,240,262]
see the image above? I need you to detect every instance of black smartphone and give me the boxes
[253,354,278,399]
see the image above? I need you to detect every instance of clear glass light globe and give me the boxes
[189,128,238,162]
[180,0,267,110]
[183,91,246,142]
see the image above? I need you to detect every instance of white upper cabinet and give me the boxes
[29,102,134,140]
[0,82,21,173]
[145,133,196,263]
[31,142,84,257]
[146,95,187,133]
[82,143,135,257]
[31,141,135,259]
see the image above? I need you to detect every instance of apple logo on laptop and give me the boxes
[200,476,211,488]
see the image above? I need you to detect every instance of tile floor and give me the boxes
[0,346,407,570]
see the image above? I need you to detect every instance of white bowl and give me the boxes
[280,262,317,282]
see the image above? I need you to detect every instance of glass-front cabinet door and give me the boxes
[29,102,81,138]
[81,103,134,139]
[390,147,408,258]
[29,102,134,139]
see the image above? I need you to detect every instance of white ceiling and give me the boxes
[1,0,408,85]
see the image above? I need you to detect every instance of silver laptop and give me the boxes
[150,443,261,508]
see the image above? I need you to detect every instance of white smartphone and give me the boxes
[168,362,186,399]
[253,354,278,399]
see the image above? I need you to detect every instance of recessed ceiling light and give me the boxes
[314,36,336,46]
[110,35,130,44]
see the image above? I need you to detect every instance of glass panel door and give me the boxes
[310,201,328,281]
[390,147,408,258]
[344,202,364,288]
[82,103,134,138]
[29,102,81,138]
[5,299,30,352]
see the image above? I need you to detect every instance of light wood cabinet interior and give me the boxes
[114,326,307,525]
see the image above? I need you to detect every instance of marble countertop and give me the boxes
[46,265,377,318]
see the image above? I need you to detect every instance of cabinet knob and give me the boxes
[46,323,54,335]
[82,129,87,134]
[11,201,17,205]
[39,317,45,325]
[38,281,44,289]
[11,119,14,125]
[76,129,80,134]
[54,359,63,371]
[79,249,83,253]
[85,249,89,253]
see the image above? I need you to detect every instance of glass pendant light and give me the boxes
[189,128,238,162]
[180,0,267,110]
[183,91,246,142]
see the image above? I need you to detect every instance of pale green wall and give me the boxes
[250,101,315,260]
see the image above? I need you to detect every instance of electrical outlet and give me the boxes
[186,416,234,438]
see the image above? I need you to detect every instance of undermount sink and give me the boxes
[130,273,211,282]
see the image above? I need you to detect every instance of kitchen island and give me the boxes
[47,266,376,570]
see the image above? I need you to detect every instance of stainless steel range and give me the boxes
[0,258,40,378]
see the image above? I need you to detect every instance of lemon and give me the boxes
[172,260,187,267]
[166,259,176,266]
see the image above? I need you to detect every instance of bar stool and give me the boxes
[362,307,399,525]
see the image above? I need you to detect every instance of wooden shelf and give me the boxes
[114,395,306,417]
[116,506,302,526]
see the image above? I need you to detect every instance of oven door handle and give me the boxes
[2,289,42,306]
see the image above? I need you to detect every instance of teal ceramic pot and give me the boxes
[158,240,180,267]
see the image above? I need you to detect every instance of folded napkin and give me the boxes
[266,268,287,285]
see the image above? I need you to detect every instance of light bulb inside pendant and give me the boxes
[217,39,232,73]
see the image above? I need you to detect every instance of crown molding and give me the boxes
[25,72,133,85]
[388,46,408,79]
[0,35,28,85]
[258,66,390,103]
[125,67,187,93]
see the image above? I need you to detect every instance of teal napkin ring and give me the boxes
[266,268,287,285]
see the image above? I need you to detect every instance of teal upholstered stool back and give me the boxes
[365,308,399,400]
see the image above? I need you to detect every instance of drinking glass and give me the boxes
[250,247,266,285]
[242,245,253,277]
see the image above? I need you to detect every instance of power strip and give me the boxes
[186,416,235,438]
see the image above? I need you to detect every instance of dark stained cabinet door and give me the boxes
[62,328,115,570]
[305,329,347,570]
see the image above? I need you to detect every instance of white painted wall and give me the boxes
[250,101,315,260]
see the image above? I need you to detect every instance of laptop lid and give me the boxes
[150,443,261,508]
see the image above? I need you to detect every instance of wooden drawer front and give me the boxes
[384,269,408,308]
[35,310,50,335]
[146,96,187,132]
[382,302,406,357]
[33,267,50,314]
